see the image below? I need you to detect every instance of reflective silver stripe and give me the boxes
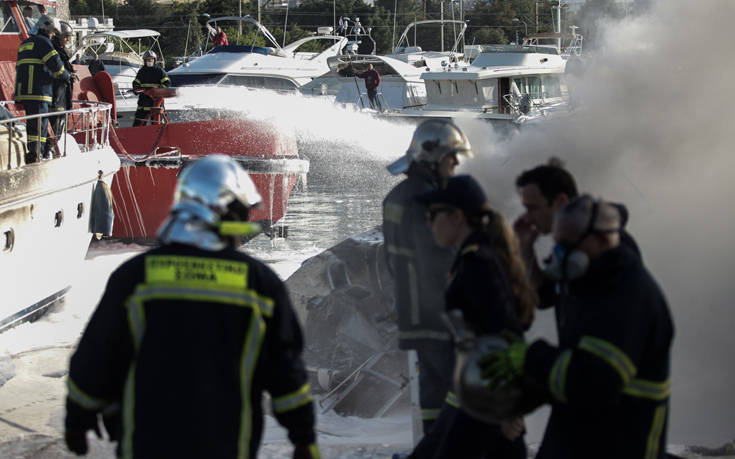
[407,262,420,325]
[645,404,667,459]
[386,244,414,258]
[399,329,452,342]
[121,363,137,459]
[578,336,636,384]
[237,308,265,459]
[384,202,404,224]
[126,298,145,350]
[67,378,110,410]
[272,383,312,413]
[624,378,671,401]
[421,408,440,420]
[133,285,274,317]
[549,350,572,402]
[445,391,459,408]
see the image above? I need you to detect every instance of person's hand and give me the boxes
[293,442,321,459]
[65,399,102,455]
[513,214,539,250]
[480,332,528,389]
[500,417,525,441]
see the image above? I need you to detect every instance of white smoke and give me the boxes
[457,0,735,446]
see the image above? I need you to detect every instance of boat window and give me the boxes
[542,75,561,98]
[263,78,297,91]
[218,74,297,91]
[170,73,226,87]
[527,77,542,98]
[513,78,525,94]
[1,4,19,33]
[208,45,269,55]
[334,60,397,77]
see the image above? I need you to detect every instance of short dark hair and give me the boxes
[515,158,578,204]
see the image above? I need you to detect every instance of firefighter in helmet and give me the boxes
[132,50,170,126]
[65,155,320,459]
[14,14,71,163]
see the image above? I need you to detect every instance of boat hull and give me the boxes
[0,139,120,330]
[109,118,308,240]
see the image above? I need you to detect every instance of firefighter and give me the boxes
[132,50,170,126]
[65,155,320,459]
[407,175,536,459]
[49,21,77,153]
[14,14,71,163]
[382,119,472,440]
[482,195,674,459]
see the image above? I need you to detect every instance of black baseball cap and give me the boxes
[416,175,489,215]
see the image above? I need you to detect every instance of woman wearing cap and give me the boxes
[409,174,536,459]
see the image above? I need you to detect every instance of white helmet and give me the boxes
[158,155,263,250]
[35,15,61,36]
[387,119,473,175]
[142,50,157,61]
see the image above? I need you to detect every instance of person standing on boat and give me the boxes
[65,155,320,459]
[357,63,381,110]
[132,50,170,126]
[212,26,229,47]
[14,14,71,163]
[383,119,472,441]
[87,51,106,76]
[49,21,77,155]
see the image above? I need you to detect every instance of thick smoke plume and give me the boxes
[457,0,735,445]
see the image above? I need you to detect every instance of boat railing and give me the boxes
[355,90,390,112]
[0,101,113,171]
[502,92,549,114]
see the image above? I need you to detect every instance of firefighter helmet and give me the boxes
[142,50,157,61]
[35,15,60,36]
[59,21,74,38]
[158,155,263,250]
[387,119,473,175]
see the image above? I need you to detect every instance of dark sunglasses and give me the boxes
[426,206,456,222]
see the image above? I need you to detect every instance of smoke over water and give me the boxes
[455,0,735,446]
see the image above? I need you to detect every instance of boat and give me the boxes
[388,43,571,126]
[0,99,119,332]
[0,0,309,242]
[327,19,469,112]
[167,16,347,91]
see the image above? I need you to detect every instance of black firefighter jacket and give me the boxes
[67,243,315,459]
[133,65,170,109]
[51,41,74,111]
[383,172,456,351]
[15,32,70,104]
[524,245,674,459]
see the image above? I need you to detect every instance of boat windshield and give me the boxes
[334,60,398,78]
[207,45,271,55]
[170,73,227,86]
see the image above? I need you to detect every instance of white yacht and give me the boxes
[327,19,469,111]
[168,16,348,91]
[0,102,120,331]
[391,43,570,125]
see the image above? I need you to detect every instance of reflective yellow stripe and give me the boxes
[460,244,479,255]
[161,77,170,83]
[384,202,404,224]
[67,378,111,410]
[134,78,141,84]
[16,95,52,102]
[219,221,261,237]
[53,68,65,78]
[549,349,571,402]
[140,83,160,88]
[645,404,666,459]
[421,408,440,420]
[121,362,137,459]
[131,284,274,317]
[445,391,459,408]
[146,255,249,289]
[126,297,146,350]
[272,383,312,413]
[41,49,58,63]
[26,135,48,142]
[16,58,43,65]
[27,65,34,95]
[137,106,152,111]
[386,244,414,258]
[578,336,636,384]
[624,378,670,401]
[237,306,265,459]
[308,444,321,459]
[19,42,34,52]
